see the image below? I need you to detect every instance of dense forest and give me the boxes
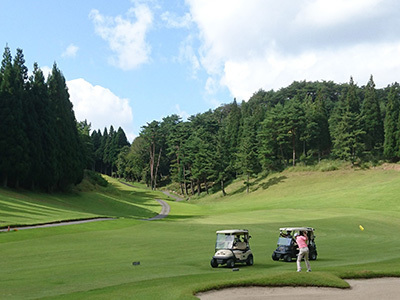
[2,47,400,195]
[0,47,129,191]
[115,77,400,196]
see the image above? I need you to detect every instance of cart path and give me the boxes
[0,217,115,232]
[143,199,170,221]
[162,190,184,202]
[0,185,177,231]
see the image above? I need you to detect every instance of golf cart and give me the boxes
[272,227,317,262]
[210,229,254,268]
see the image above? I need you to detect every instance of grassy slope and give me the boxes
[1,168,400,299]
[0,176,164,227]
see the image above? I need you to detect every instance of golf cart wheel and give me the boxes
[246,255,254,266]
[210,258,218,268]
[309,253,317,261]
[272,252,279,261]
[226,259,235,268]
[283,254,292,262]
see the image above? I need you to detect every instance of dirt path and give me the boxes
[196,277,400,300]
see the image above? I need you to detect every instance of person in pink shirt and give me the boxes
[295,231,311,272]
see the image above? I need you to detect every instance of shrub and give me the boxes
[84,170,108,187]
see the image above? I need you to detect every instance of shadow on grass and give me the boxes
[231,175,287,195]
[0,182,167,226]
[260,176,287,190]
[161,214,198,221]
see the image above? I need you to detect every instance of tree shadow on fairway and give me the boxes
[260,176,287,190]
[160,214,198,221]
[231,175,287,195]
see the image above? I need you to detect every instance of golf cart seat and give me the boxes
[234,242,247,250]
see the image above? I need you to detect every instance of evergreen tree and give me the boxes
[383,83,400,160]
[330,77,365,164]
[91,129,102,172]
[0,46,29,187]
[314,87,332,159]
[30,63,58,190]
[225,99,241,176]
[258,103,288,170]
[24,63,46,189]
[214,120,231,196]
[141,121,163,189]
[281,96,305,166]
[77,120,94,170]
[361,75,384,154]
[103,125,115,175]
[237,113,260,193]
[48,63,84,189]
[301,89,331,162]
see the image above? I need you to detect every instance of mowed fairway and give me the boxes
[1,168,400,299]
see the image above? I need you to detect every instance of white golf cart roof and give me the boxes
[216,229,249,235]
[279,227,315,232]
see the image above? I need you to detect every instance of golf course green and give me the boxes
[1,166,400,299]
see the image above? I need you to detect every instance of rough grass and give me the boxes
[1,167,400,299]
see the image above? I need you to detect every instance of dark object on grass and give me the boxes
[272,227,318,262]
[232,268,239,271]
[132,261,140,266]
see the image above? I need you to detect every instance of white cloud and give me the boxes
[61,44,79,58]
[186,0,400,100]
[205,76,218,94]
[89,3,153,70]
[175,104,190,120]
[67,78,135,141]
[40,66,52,79]
[178,34,200,77]
[295,0,384,28]
[161,11,192,28]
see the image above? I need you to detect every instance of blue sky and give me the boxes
[2,0,400,141]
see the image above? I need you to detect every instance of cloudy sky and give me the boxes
[1,0,400,141]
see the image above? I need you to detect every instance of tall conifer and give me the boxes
[361,75,384,154]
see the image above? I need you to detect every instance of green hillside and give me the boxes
[1,167,400,299]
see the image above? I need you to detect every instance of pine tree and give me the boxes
[361,75,384,154]
[48,63,84,189]
[282,96,305,166]
[225,99,241,177]
[383,83,400,160]
[237,116,260,193]
[314,87,331,159]
[214,119,231,196]
[258,103,288,170]
[30,63,58,190]
[91,129,102,172]
[0,46,29,187]
[331,77,365,164]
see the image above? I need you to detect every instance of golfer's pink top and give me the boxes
[296,235,308,248]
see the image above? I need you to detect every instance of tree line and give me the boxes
[0,47,88,190]
[0,47,132,191]
[0,47,131,191]
[2,46,400,195]
[115,76,400,195]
